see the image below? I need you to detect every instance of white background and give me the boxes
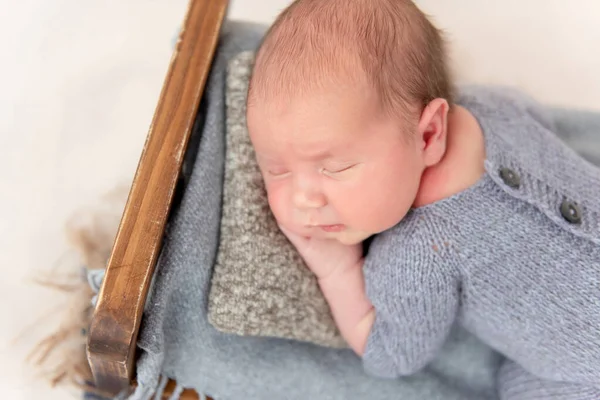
[1,1,599,399]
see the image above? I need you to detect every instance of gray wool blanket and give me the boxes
[123,20,600,400]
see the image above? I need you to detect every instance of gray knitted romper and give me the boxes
[362,87,600,399]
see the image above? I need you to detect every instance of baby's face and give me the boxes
[247,86,424,245]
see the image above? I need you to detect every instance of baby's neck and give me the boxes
[413,105,486,208]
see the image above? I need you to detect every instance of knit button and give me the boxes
[499,168,520,189]
[560,200,582,224]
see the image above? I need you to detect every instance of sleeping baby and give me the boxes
[246,0,600,398]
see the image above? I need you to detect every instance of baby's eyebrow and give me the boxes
[305,150,334,161]
[255,146,353,163]
[323,158,357,165]
[254,153,282,163]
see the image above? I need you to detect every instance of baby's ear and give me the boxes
[417,98,449,167]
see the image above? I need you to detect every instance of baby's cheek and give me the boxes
[338,175,407,231]
[331,182,381,227]
[265,184,289,224]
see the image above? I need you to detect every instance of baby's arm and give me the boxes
[278,227,374,354]
[362,233,460,378]
[318,258,374,355]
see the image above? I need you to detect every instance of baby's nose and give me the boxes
[293,189,327,210]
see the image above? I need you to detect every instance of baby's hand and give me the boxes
[279,225,374,355]
[279,226,363,280]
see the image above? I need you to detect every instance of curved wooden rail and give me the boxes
[86,0,228,396]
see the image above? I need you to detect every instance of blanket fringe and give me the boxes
[27,185,210,400]
[167,383,184,400]
[153,375,169,400]
[129,382,157,400]
[26,185,129,394]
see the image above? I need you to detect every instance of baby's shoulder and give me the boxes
[364,210,458,272]
[458,86,600,246]
[363,210,459,301]
[457,85,551,121]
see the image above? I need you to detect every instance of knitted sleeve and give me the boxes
[361,228,460,378]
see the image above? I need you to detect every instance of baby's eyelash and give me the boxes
[267,169,290,177]
[329,165,355,173]
[322,164,358,176]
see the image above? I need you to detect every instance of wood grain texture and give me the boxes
[86,0,228,396]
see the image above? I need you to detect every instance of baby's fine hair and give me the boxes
[248,0,454,120]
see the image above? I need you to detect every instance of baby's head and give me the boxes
[247,0,454,244]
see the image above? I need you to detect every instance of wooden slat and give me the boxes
[86,0,228,396]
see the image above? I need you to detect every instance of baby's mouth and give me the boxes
[317,224,346,233]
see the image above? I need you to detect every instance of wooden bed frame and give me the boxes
[86,0,228,398]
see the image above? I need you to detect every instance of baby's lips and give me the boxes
[319,224,346,233]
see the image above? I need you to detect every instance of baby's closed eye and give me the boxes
[321,163,361,178]
[266,167,290,178]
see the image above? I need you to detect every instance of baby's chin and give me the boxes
[279,221,372,245]
[337,231,372,245]
[310,228,372,245]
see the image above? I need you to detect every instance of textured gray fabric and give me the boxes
[128,20,600,400]
[497,360,600,400]
[363,87,600,397]
[208,51,345,348]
